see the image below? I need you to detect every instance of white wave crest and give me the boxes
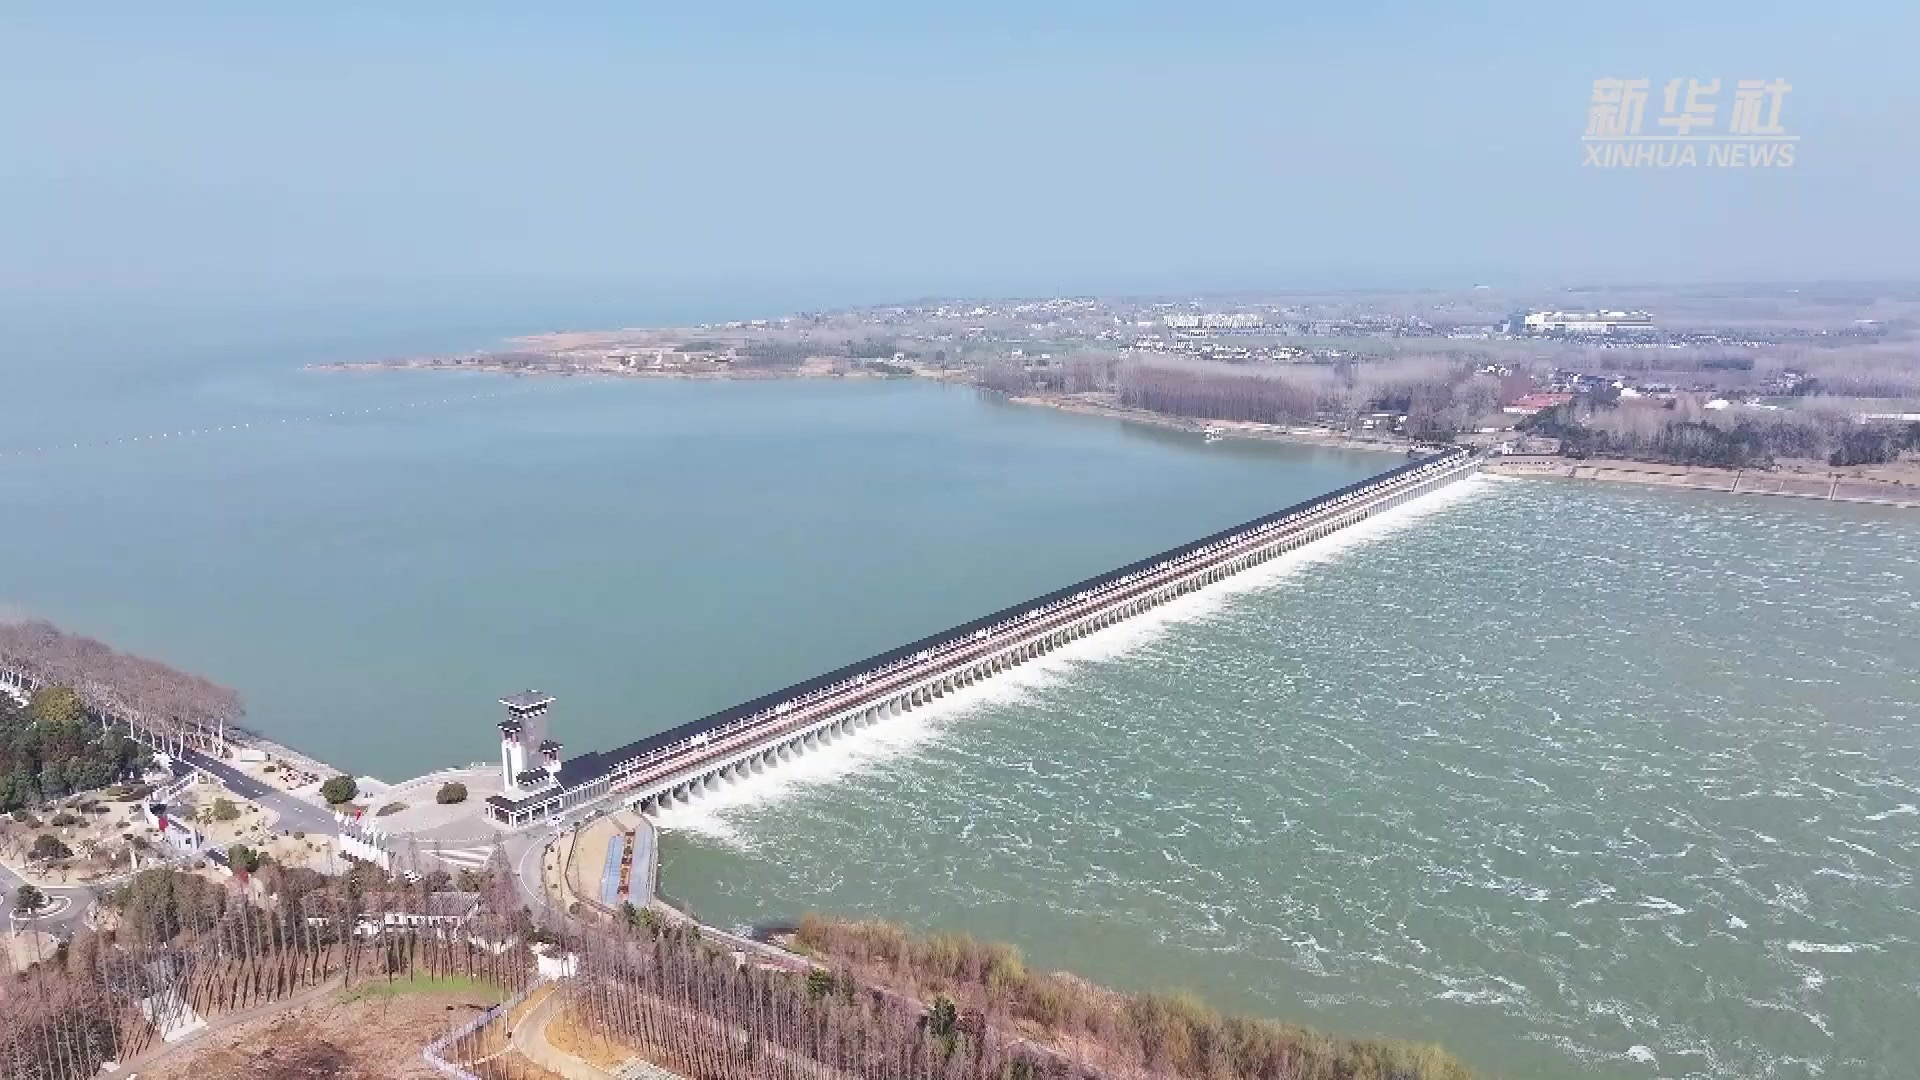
[1784,940,1873,955]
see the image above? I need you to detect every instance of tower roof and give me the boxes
[500,690,555,712]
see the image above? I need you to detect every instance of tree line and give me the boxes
[1527,399,1920,469]
[787,915,1471,1080]
[536,921,1095,1080]
[4,855,1475,1080]
[472,907,1472,1080]
[0,854,537,1080]
[0,687,149,813]
[978,355,1506,440]
[0,621,244,753]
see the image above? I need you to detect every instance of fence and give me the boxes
[421,979,545,1079]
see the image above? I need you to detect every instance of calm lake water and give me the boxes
[4,331,1916,1079]
[0,350,1390,779]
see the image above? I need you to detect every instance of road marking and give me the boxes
[426,846,494,869]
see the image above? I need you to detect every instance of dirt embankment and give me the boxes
[133,986,503,1080]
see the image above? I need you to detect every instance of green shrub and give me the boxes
[320,775,358,805]
[211,798,240,822]
[376,802,406,817]
[31,834,72,861]
[227,843,262,873]
[435,782,468,805]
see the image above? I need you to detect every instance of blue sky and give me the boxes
[1,3,1912,313]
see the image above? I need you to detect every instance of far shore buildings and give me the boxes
[1508,310,1656,336]
[1164,313,1266,330]
[1504,392,1576,416]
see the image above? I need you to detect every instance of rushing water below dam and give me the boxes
[659,477,1920,1080]
[3,330,1917,1079]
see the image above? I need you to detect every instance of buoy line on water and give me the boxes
[0,388,516,460]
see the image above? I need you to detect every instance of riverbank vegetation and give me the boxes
[788,914,1472,1080]
[980,354,1505,441]
[6,848,1473,1080]
[1525,397,1920,469]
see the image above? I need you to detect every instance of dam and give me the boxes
[485,446,1480,827]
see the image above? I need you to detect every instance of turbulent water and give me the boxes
[660,476,1920,1080]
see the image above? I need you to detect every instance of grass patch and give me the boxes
[376,801,407,816]
[339,973,508,1004]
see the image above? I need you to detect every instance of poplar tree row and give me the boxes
[0,864,535,1080]
[444,920,1099,1080]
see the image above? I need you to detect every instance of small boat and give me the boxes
[1202,425,1226,443]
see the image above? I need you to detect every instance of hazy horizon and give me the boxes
[4,3,1916,316]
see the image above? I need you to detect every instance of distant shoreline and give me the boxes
[1485,455,1920,509]
[305,358,862,381]
[312,357,1920,505]
[994,387,1416,454]
[311,357,1424,455]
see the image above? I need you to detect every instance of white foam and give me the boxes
[646,664,1049,842]
[1864,802,1917,822]
[1626,1045,1657,1065]
[1785,941,1870,955]
[650,471,1496,841]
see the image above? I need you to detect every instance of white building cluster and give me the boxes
[1513,310,1655,336]
[1164,313,1266,330]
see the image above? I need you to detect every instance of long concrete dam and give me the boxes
[485,446,1480,826]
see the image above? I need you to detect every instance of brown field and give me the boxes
[133,986,501,1080]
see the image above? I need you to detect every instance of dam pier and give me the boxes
[485,447,1480,827]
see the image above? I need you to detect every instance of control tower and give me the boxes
[498,691,561,793]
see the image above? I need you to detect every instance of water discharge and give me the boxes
[650,473,1493,843]
[662,475,1920,1080]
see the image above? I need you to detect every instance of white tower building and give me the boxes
[498,690,557,793]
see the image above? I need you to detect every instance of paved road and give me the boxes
[512,986,620,1079]
[179,747,338,837]
[512,824,566,917]
[0,858,92,936]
